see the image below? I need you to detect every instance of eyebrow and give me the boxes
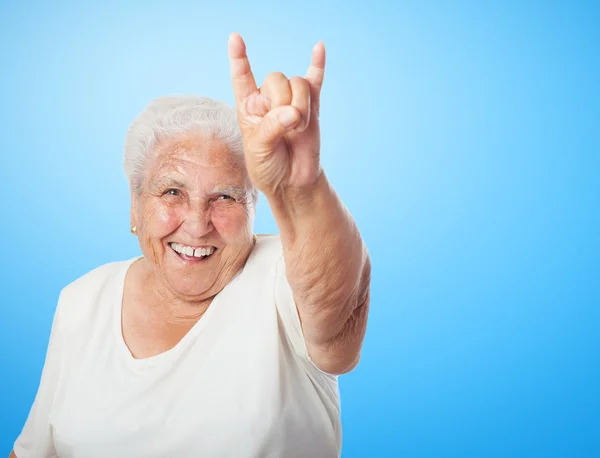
[152,177,187,190]
[211,186,247,198]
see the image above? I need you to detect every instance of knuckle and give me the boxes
[290,77,310,98]
[261,72,292,107]
[289,76,307,86]
[265,71,288,83]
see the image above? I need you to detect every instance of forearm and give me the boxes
[266,170,370,346]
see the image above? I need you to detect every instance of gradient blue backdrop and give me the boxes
[1,1,598,457]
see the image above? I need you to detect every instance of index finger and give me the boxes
[228,33,258,105]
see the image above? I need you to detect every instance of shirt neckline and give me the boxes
[111,255,241,371]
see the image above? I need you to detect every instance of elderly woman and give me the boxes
[11,33,370,458]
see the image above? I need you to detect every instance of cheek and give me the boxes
[140,204,184,265]
[142,203,182,235]
[212,207,251,240]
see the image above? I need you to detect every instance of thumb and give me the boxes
[251,106,301,150]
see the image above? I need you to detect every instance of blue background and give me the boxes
[1,1,599,456]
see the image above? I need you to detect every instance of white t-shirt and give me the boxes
[14,235,341,458]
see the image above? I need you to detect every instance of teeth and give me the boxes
[170,243,214,258]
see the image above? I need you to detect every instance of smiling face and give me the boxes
[131,132,256,301]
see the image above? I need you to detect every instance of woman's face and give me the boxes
[131,132,255,301]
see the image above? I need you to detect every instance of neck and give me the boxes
[141,262,215,326]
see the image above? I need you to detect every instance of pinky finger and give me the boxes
[305,41,326,99]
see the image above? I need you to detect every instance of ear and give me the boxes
[130,188,138,229]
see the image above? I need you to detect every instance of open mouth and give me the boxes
[169,242,217,262]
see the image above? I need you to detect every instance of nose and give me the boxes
[182,205,214,239]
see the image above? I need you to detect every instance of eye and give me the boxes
[217,194,235,201]
[163,188,181,197]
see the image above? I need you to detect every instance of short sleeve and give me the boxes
[13,291,66,458]
[273,253,341,387]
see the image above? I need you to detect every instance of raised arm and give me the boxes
[228,33,370,374]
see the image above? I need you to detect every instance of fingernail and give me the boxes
[278,108,298,127]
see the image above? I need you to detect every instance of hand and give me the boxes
[227,33,326,197]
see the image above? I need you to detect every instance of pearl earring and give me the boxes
[130,225,137,235]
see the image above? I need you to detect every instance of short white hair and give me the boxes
[124,95,256,203]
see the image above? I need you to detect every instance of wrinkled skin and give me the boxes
[129,132,255,322]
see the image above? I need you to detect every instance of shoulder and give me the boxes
[248,234,284,265]
[61,258,133,298]
[236,234,286,288]
[56,257,138,331]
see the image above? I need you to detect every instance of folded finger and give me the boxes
[289,76,311,131]
[260,72,292,109]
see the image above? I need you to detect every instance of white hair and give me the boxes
[123,95,257,204]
